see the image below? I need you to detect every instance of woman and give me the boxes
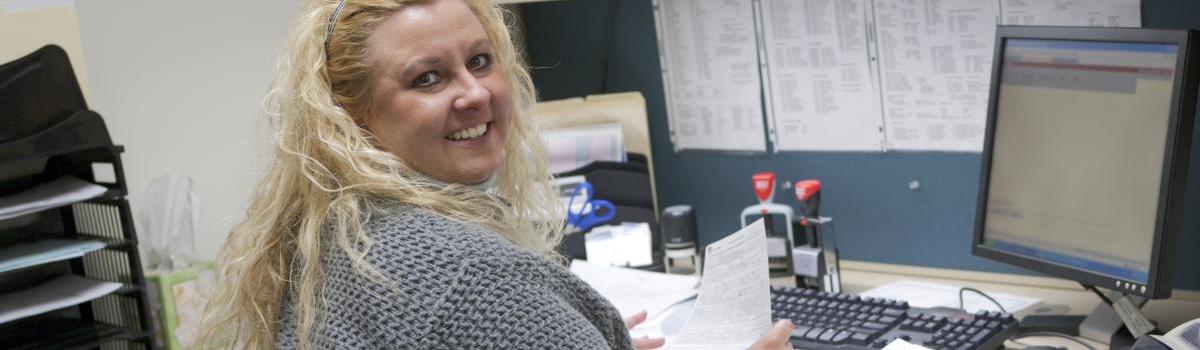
[203,0,794,348]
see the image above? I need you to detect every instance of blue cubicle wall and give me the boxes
[520,0,1200,291]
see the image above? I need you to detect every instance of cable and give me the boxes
[1082,283,1115,306]
[959,287,1007,313]
[1012,331,1099,350]
[1006,338,1037,347]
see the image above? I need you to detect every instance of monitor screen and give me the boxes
[976,26,1197,299]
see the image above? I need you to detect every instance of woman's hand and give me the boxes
[747,320,795,350]
[623,310,666,349]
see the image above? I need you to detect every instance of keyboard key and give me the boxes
[882,308,906,317]
[790,325,812,339]
[831,330,851,343]
[849,332,872,345]
[804,327,825,340]
[970,329,991,344]
[818,329,837,342]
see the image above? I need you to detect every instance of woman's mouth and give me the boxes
[445,122,490,141]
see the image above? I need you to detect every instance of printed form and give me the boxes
[671,219,771,349]
[1000,0,1141,27]
[654,0,767,152]
[760,0,883,151]
[874,0,1000,152]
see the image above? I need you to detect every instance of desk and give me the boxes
[838,260,1200,349]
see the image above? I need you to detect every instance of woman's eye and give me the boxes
[412,71,441,88]
[469,54,492,71]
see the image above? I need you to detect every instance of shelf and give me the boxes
[0,317,149,350]
[0,177,108,222]
[0,239,106,274]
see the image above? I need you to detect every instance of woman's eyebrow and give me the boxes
[469,38,491,52]
[401,56,442,76]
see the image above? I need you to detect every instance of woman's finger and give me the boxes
[632,336,666,349]
[623,310,649,329]
[748,319,795,349]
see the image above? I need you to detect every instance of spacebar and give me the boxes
[788,339,874,350]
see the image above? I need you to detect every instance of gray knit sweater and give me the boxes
[275,201,634,349]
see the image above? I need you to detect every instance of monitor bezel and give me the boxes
[973,26,1199,299]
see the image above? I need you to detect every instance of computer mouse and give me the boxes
[1023,346,1068,350]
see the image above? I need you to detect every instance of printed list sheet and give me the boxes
[655,0,768,152]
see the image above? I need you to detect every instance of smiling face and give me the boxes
[365,0,511,184]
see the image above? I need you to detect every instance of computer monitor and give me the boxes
[973,26,1199,301]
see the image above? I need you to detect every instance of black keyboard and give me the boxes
[770,286,1018,350]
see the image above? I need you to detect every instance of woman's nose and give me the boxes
[453,74,491,112]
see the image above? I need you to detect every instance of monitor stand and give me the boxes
[1019,298,1143,349]
[1079,302,1138,349]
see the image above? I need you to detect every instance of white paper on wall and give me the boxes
[1000,0,1141,27]
[654,0,768,153]
[760,0,884,151]
[874,0,1001,152]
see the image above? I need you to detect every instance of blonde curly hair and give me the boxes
[200,0,562,348]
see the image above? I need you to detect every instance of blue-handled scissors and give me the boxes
[565,182,615,232]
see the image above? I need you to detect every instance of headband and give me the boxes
[324,0,348,58]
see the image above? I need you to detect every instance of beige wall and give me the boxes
[72,0,297,260]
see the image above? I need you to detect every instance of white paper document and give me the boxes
[0,239,106,274]
[760,0,884,151]
[0,274,121,324]
[0,176,108,221]
[541,124,625,174]
[651,0,1143,152]
[1001,0,1141,27]
[654,0,767,152]
[882,338,934,350]
[584,223,655,268]
[671,219,771,349]
[859,280,1041,314]
[569,259,699,319]
[874,0,1000,152]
